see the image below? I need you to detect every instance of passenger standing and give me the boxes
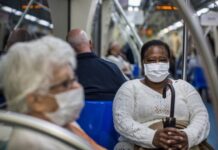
[67,29,126,100]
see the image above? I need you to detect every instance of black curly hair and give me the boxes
[140,40,171,61]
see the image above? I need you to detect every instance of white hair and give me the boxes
[0,36,76,113]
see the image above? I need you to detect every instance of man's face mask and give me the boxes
[144,62,169,83]
[45,87,84,126]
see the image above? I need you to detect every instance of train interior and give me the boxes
[0,0,218,149]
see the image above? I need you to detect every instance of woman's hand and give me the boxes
[153,128,188,150]
[153,128,177,149]
[170,131,188,150]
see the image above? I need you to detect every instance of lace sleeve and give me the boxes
[113,81,156,148]
[180,80,210,148]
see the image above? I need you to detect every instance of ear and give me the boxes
[89,40,93,50]
[26,93,44,113]
[26,93,36,106]
[141,61,145,76]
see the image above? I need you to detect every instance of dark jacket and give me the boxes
[76,52,126,100]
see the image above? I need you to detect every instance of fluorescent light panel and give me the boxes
[1,6,53,29]
[128,6,133,11]
[38,19,50,26]
[158,0,218,36]
[196,8,209,16]
[2,6,13,13]
[128,0,141,7]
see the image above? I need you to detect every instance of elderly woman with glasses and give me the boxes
[0,36,105,150]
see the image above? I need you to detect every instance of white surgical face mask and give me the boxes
[144,62,170,83]
[45,87,84,126]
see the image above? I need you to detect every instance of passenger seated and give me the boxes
[67,29,126,100]
[106,41,132,78]
[0,36,105,150]
[113,40,212,150]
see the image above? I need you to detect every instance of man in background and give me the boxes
[67,29,126,100]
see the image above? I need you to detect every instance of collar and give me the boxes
[77,52,97,59]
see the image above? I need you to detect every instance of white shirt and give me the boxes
[106,55,131,75]
[113,79,209,149]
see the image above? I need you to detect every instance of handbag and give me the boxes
[134,121,214,150]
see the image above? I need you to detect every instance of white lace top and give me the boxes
[113,79,209,148]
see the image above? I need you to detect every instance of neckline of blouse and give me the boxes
[137,78,175,97]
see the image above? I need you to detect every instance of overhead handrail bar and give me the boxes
[174,0,218,123]
[0,111,92,150]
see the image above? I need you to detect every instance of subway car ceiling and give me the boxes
[0,0,53,30]
[0,0,217,36]
[121,0,217,35]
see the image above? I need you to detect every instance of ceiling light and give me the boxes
[25,14,37,22]
[196,8,209,16]
[128,0,141,7]
[1,6,13,13]
[208,1,218,8]
[38,19,50,27]
[1,5,53,29]
[14,10,22,16]
[155,5,177,11]
[128,6,133,12]
[134,7,139,11]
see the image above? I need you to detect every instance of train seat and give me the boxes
[77,100,119,150]
[191,66,208,89]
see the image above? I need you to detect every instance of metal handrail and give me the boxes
[181,0,190,81]
[86,0,99,38]
[113,0,143,48]
[113,0,143,65]
[111,12,140,64]
[174,0,218,122]
[0,111,92,150]
[14,0,35,30]
[116,19,140,64]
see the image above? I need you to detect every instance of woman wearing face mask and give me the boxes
[0,36,105,150]
[113,40,211,150]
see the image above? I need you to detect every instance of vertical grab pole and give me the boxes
[181,0,189,80]
[97,0,102,56]
[173,0,218,126]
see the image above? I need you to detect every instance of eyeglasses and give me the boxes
[49,77,77,92]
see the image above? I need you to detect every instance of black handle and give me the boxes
[163,117,176,128]
[162,83,175,118]
[162,83,176,128]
